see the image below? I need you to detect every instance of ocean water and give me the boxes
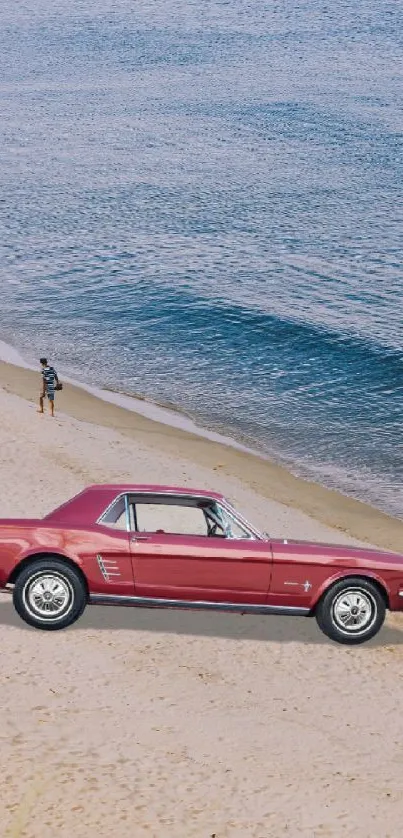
[0,0,402,517]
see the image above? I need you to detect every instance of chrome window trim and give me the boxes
[97,490,265,541]
[124,493,130,532]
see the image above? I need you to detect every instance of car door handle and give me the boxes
[131,535,150,543]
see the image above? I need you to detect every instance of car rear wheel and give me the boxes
[13,559,87,631]
[315,578,386,645]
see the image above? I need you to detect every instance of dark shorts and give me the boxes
[43,389,55,401]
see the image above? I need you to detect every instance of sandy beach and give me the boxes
[1,361,403,838]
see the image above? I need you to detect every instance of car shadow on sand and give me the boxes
[1,597,403,646]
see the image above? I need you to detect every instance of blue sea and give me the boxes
[0,0,402,517]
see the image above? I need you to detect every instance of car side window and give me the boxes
[99,495,254,540]
[135,503,210,536]
[99,496,128,530]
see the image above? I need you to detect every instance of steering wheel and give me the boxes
[207,521,227,537]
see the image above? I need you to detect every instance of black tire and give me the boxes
[13,558,87,631]
[315,577,386,645]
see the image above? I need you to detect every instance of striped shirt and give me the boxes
[42,365,57,393]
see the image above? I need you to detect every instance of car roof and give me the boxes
[44,484,225,525]
[86,484,224,498]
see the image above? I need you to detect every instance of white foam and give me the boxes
[0,340,33,369]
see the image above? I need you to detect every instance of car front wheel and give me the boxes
[13,559,87,631]
[315,578,386,645]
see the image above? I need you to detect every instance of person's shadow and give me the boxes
[0,597,402,646]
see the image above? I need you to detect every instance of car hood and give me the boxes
[276,538,403,562]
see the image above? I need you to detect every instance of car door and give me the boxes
[129,531,272,603]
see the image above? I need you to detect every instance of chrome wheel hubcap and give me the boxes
[24,573,73,621]
[332,589,376,635]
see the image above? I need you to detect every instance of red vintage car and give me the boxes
[0,483,402,644]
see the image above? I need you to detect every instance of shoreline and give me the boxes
[0,352,402,552]
[0,339,264,454]
[1,339,402,525]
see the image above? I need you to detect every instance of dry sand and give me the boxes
[0,365,402,837]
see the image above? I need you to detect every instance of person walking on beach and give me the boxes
[38,357,60,417]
